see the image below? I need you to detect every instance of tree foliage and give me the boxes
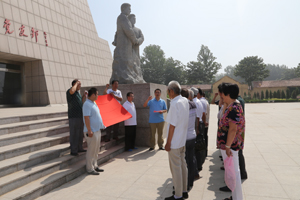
[281,90,286,99]
[261,91,264,99]
[164,57,186,85]
[295,63,300,78]
[234,56,269,86]
[186,45,221,84]
[140,45,166,84]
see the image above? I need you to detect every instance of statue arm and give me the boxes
[120,16,138,44]
[138,29,144,45]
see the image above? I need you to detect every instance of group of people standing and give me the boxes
[66,78,246,200]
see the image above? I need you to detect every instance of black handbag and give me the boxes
[195,133,206,152]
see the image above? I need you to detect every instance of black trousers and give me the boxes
[239,149,248,179]
[106,123,120,140]
[195,122,206,171]
[185,138,197,189]
[204,127,208,157]
[125,125,136,150]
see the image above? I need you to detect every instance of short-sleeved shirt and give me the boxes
[66,89,83,119]
[193,97,204,122]
[187,101,197,141]
[147,98,167,123]
[237,96,245,113]
[166,95,189,149]
[107,89,122,104]
[217,102,245,151]
[83,99,105,133]
[199,97,207,113]
[123,101,137,126]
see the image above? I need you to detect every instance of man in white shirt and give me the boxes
[103,80,123,142]
[165,81,189,200]
[198,88,209,157]
[123,92,137,151]
[190,87,205,172]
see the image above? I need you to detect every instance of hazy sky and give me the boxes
[87,0,300,72]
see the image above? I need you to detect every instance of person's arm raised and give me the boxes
[143,96,152,108]
[103,84,110,95]
[69,81,79,95]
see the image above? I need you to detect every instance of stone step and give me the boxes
[0,117,68,136]
[0,124,69,147]
[0,143,70,178]
[0,132,69,161]
[0,112,67,126]
[0,135,123,179]
[0,144,125,200]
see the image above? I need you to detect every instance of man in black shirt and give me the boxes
[66,79,87,156]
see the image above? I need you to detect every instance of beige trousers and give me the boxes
[84,130,101,172]
[168,146,188,197]
[149,122,164,148]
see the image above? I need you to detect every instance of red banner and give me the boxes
[95,94,132,127]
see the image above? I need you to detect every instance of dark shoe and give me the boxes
[220,166,225,170]
[149,148,154,151]
[78,149,87,152]
[241,174,248,180]
[223,196,232,200]
[95,167,104,172]
[183,192,188,199]
[171,190,188,199]
[165,195,183,200]
[159,147,165,150]
[70,153,78,156]
[105,139,110,142]
[219,186,231,192]
[87,171,99,175]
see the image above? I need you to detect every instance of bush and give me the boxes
[245,99,300,103]
[281,90,286,99]
[261,91,264,99]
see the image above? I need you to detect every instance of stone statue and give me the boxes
[110,3,145,84]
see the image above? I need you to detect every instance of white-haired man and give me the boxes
[165,81,189,200]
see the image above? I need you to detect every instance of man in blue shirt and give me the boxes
[143,89,167,151]
[83,88,105,175]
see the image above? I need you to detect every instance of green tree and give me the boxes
[141,45,166,84]
[254,92,257,99]
[186,45,221,84]
[257,92,260,99]
[295,87,300,97]
[286,88,290,99]
[281,90,286,99]
[248,91,251,99]
[282,68,298,80]
[291,90,297,99]
[234,56,269,86]
[273,91,277,98]
[276,89,280,98]
[261,91,264,99]
[164,57,186,85]
[266,90,269,99]
[296,63,300,77]
[244,92,247,98]
[270,91,273,99]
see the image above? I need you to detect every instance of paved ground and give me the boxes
[0,104,67,118]
[37,103,300,200]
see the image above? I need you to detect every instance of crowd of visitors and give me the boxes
[66,79,246,200]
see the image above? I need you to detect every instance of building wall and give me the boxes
[0,0,112,106]
[212,76,248,99]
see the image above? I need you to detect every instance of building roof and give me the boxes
[181,84,212,91]
[252,79,300,88]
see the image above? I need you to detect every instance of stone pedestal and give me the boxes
[81,83,168,147]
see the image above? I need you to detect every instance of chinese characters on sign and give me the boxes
[3,19,14,34]
[3,19,49,47]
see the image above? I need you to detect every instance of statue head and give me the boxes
[121,3,131,16]
[128,14,136,26]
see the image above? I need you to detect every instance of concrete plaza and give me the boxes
[38,103,300,200]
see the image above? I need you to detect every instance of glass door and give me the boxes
[0,63,22,106]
